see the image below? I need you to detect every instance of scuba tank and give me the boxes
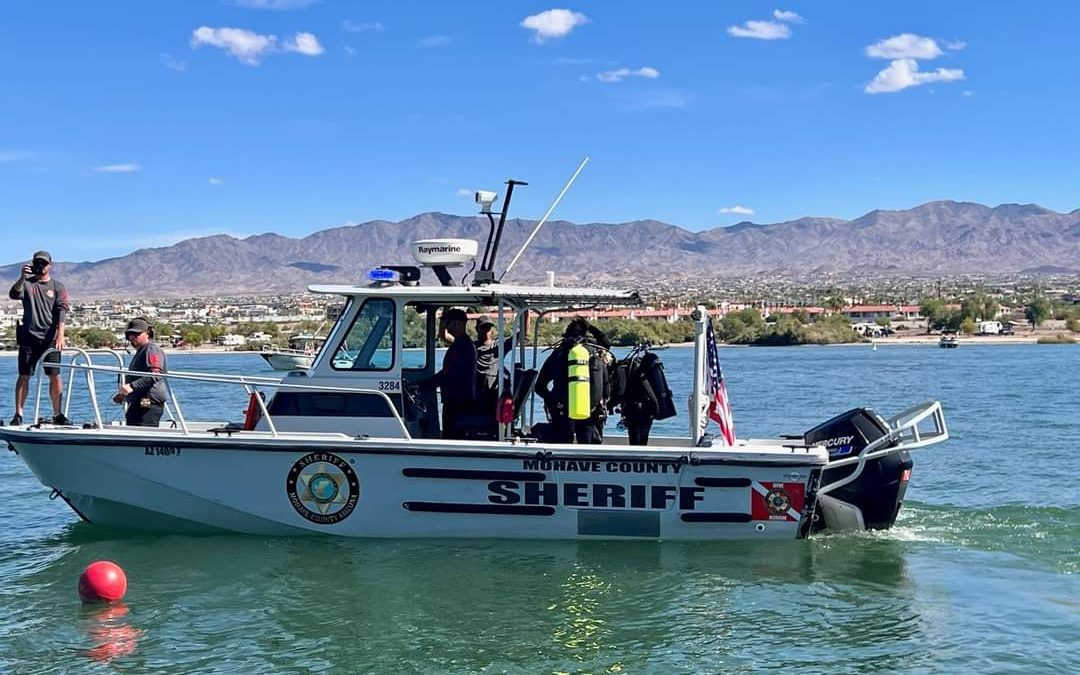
[567,342,591,420]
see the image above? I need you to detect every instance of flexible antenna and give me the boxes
[500,156,589,281]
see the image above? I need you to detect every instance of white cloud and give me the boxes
[343,20,385,32]
[456,188,473,197]
[718,205,754,215]
[209,177,223,186]
[95,163,141,173]
[191,26,277,65]
[944,40,966,51]
[233,0,316,9]
[417,35,453,48]
[283,32,324,56]
[161,53,187,71]
[596,66,659,83]
[773,9,804,23]
[864,59,964,94]
[520,8,588,44]
[727,20,791,40]
[962,89,975,97]
[866,33,943,60]
[191,26,324,64]
[344,45,356,56]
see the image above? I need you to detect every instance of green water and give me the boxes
[0,346,1076,673]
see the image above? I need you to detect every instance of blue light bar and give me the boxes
[367,268,398,283]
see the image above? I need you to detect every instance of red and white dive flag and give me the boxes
[705,320,735,446]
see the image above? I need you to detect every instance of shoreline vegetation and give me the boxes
[0,330,1063,359]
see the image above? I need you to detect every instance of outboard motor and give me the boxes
[804,408,912,532]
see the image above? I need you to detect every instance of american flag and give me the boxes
[706,320,735,446]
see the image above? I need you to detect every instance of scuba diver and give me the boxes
[535,317,611,444]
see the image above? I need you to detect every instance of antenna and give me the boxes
[500,156,589,281]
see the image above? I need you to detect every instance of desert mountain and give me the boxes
[4,201,1078,298]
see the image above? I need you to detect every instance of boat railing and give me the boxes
[31,348,411,439]
[817,400,948,496]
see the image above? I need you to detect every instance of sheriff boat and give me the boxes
[0,180,948,539]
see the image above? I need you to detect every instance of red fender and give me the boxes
[242,392,263,431]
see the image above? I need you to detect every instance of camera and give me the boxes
[30,260,46,276]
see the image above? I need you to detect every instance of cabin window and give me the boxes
[331,298,395,371]
[402,303,431,371]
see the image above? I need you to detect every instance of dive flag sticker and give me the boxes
[751,481,805,522]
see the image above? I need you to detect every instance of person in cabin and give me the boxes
[112,317,169,427]
[428,308,477,439]
[535,317,610,444]
[473,318,517,413]
[9,250,71,426]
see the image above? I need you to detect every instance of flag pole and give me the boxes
[690,305,709,446]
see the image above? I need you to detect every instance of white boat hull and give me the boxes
[4,427,825,540]
[260,351,314,371]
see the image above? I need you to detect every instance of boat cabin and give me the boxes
[264,277,644,442]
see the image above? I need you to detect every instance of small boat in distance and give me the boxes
[260,333,325,370]
[939,331,959,348]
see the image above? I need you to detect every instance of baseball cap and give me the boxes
[476,317,495,330]
[125,318,152,336]
[32,250,52,264]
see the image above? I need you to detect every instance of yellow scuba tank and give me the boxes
[567,343,591,420]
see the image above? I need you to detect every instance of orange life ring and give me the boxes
[243,392,263,430]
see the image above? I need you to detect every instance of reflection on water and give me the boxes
[82,603,141,664]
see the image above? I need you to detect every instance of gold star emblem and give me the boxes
[296,462,351,515]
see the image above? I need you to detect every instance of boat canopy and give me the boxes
[307,283,642,310]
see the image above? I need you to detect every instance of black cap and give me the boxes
[32,250,51,264]
[443,308,468,322]
[125,318,152,335]
[476,317,495,330]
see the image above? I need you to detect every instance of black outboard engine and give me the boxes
[804,408,912,532]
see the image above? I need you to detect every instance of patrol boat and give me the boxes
[0,179,948,539]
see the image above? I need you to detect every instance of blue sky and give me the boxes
[2,1,1079,263]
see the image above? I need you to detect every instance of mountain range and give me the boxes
[5,200,1080,299]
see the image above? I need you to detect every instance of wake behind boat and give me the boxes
[0,175,948,540]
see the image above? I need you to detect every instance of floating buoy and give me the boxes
[78,561,128,604]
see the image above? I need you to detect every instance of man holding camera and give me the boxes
[9,250,71,426]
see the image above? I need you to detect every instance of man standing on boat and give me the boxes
[9,250,70,426]
[428,308,476,439]
[112,318,169,427]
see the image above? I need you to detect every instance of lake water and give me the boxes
[0,345,1076,673]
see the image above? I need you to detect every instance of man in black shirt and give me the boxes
[8,250,70,425]
[429,308,477,439]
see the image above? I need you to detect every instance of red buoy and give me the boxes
[78,561,128,604]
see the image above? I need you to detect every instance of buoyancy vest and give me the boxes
[614,351,676,421]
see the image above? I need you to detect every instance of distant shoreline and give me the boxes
[0,333,1065,359]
